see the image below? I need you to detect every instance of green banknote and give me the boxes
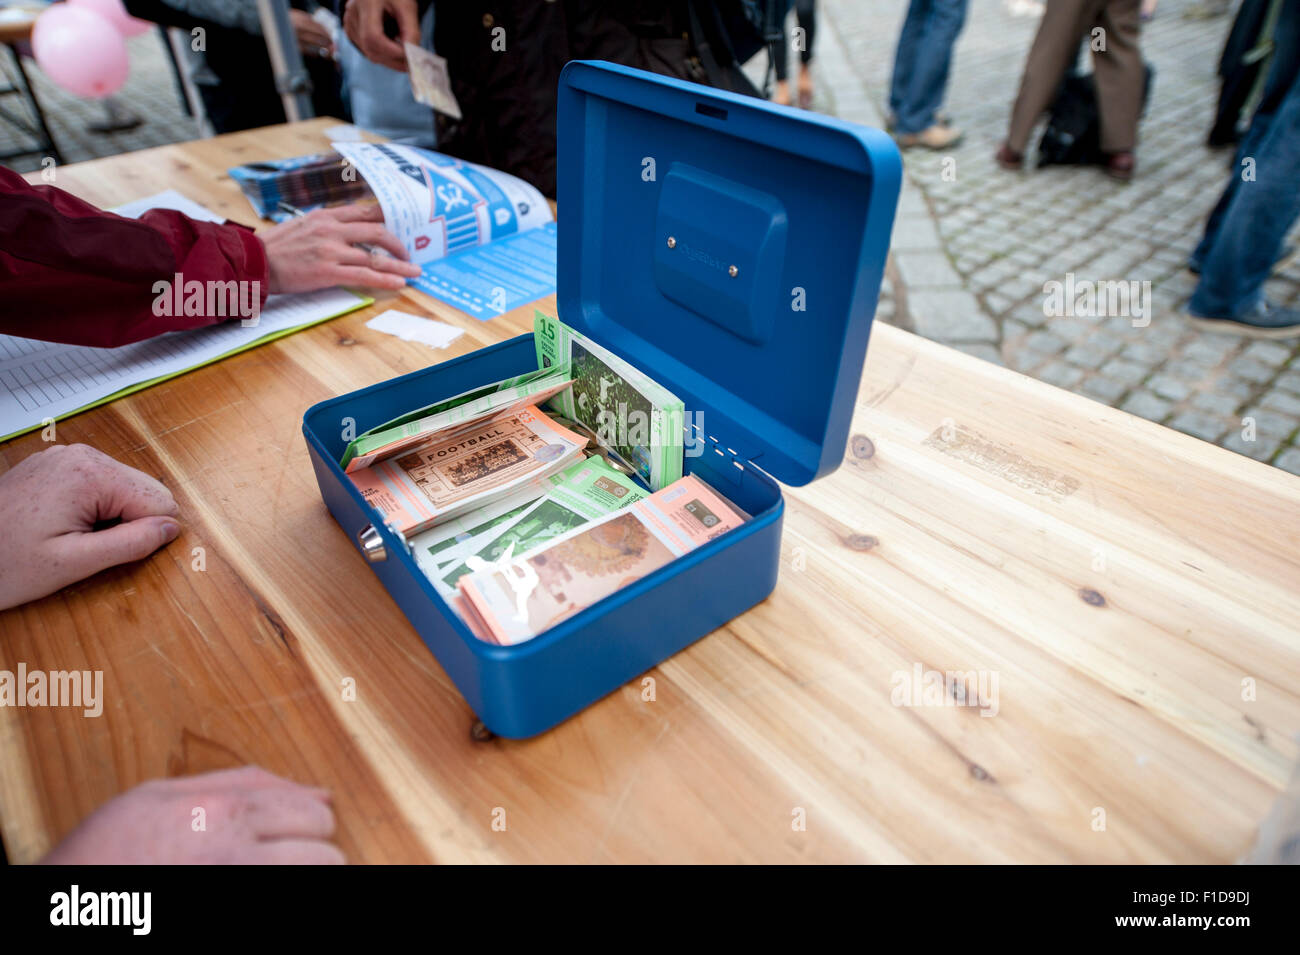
[433,456,647,594]
[533,309,683,491]
[408,456,591,574]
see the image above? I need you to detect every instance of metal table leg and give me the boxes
[0,41,63,165]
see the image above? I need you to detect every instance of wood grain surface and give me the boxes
[0,10,36,47]
[1,119,1297,863]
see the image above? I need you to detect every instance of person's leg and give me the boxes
[771,1,793,103]
[796,0,817,107]
[1189,5,1300,321]
[772,20,790,83]
[1193,1,1300,267]
[797,0,817,64]
[1192,123,1266,268]
[1091,0,1144,153]
[1005,0,1094,153]
[1189,104,1300,320]
[895,0,968,135]
[890,0,930,121]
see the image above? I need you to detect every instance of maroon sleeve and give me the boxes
[0,165,270,348]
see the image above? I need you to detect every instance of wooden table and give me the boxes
[2,118,1298,864]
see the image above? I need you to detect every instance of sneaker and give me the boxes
[1186,301,1300,340]
[896,124,964,150]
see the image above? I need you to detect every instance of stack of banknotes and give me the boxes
[534,309,684,491]
[343,311,744,645]
[456,473,746,644]
[341,366,573,473]
[349,404,589,536]
[412,455,648,598]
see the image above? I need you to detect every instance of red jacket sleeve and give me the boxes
[0,166,270,347]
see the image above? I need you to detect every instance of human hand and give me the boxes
[261,204,421,294]
[343,0,420,72]
[0,444,180,611]
[290,8,335,58]
[41,766,344,864]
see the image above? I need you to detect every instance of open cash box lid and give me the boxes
[556,60,901,487]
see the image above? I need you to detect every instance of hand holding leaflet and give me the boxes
[330,142,557,317]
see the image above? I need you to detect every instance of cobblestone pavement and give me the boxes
[1,30,196,171]
[811,0,1300,474]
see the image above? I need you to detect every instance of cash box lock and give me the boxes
[357,524,387,563]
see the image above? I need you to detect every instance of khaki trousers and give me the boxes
[1006,0,1144,154]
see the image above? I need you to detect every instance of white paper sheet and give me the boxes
[109,189,227,223]
[365,309,464,349]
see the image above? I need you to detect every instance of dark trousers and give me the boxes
[772,0,817,81]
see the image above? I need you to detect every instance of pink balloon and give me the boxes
[32,5,129,100]
[70,0,153,38]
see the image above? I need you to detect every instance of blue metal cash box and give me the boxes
[302,61,901,737]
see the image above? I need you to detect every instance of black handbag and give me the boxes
[681,0,777,98]
[1037,62,1155,167]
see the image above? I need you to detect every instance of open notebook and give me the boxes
[0,192,371,443]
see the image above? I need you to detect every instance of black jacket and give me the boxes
[425,0,767,196]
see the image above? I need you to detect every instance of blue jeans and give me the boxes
[1189,0,1300,319]
[889,0,969,134]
